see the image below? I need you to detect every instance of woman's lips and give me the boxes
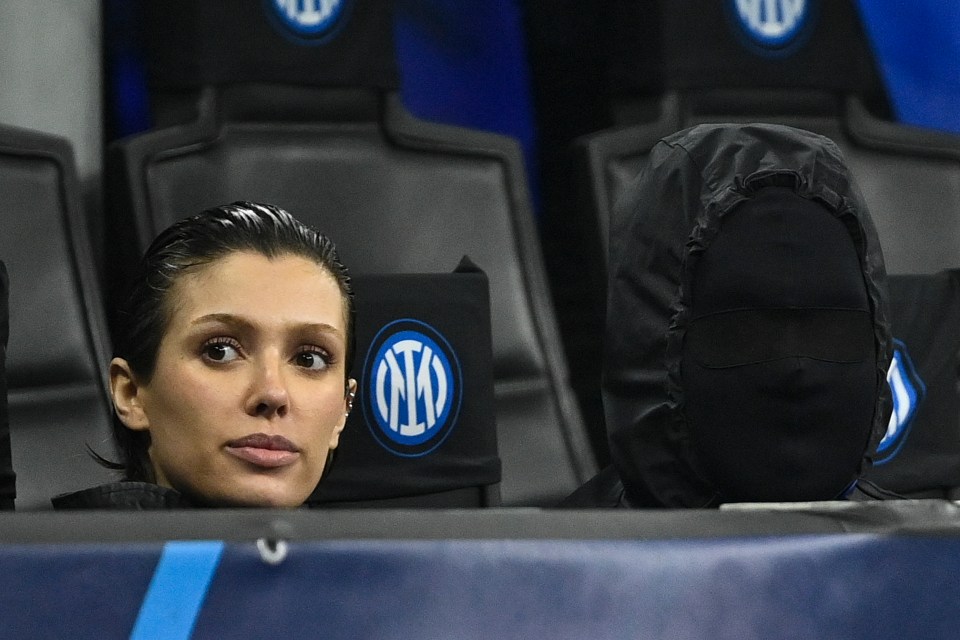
[224,433,301,468]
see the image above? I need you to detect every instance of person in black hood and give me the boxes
[561,123,893,508]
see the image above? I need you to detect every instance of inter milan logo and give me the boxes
[729,0,811,54]
[363,319,462,457]
[265,0,348,43]
[875,339,926,465]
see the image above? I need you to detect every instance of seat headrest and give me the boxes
[309,260,501,504]
[142,0,398,90]
[653,0,882,96]
[864,271,960,494]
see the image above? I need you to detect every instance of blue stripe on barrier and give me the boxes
[129,541,225,640]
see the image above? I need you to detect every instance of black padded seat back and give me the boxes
[584,92,960,276]
[601,0,884,119]
[658,0,882,98]
[310,263,501,508]
[141,0,398,91]
[0,124,117,509]
[862,271,960,498]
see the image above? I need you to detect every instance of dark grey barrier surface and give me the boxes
[2,500,959,543]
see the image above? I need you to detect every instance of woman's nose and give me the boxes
[247,355,289,418]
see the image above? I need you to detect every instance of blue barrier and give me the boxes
[130,541,224,640]
[1,531,959,639]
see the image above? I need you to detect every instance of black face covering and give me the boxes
[682,187,877,503]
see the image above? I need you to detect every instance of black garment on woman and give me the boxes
[561,123,893,508]
[52,448,339,509]
[52,482,191,509]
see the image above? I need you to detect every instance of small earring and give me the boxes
[344,388,356,418]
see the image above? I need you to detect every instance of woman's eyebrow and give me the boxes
[190,313,252,329]
[191,313,343,337]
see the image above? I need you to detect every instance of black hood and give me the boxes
[604,123,893,507]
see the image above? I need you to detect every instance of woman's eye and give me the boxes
[295,349,330,371]
[203,341,240,363]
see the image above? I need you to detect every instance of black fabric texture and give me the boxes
[592,123,892,508]
[142,0,398,90]
[0,262,12,510]
[604,0,664,99]
[51,482,191,510]
[686,308,874,368]
[556,464,630,508]
[682,191,878,503]
[659,0,883,96]
[862,271,960,495]
[690,189,871,316]
[307,263,501,505]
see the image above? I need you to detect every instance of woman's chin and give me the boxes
[182,483,311,509]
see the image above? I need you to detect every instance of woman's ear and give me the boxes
[110,357,150,431]
[329,378,358,450]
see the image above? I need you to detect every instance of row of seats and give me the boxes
[5,0,960,509]
[0,125,117,509]
[4,115,960,512]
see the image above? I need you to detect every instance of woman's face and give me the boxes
[111,250,355,507]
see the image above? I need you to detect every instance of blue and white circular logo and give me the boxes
[729,0,811,53]
[265,0,348,43]
[875,339,926,465]
[363,319,462,457]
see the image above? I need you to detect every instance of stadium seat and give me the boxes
[579,0,960,276]
[862,271,960,498]
[0,123,116,509]
[105,0,596,506]
[309,262,501,507]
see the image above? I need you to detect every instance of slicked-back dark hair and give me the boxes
[105,201,354,482]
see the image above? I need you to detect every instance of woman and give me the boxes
[53,201,357,508]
